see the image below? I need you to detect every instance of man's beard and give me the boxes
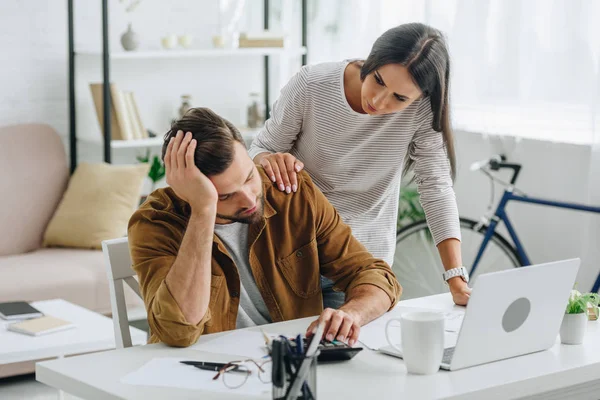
[216,195,264,224]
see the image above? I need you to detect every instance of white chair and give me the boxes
[102,237,143,349]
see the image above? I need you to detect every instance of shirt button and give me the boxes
[296,251,303,257]
[230,290,239,298]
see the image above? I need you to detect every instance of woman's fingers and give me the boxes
[260,159,276,183]
[260,153,302,193]
[294,159,304,173]
[269,158,285,191]
[275,156,292,193]
[284,154,299,192]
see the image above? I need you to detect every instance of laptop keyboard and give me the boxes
[442,347,456,364]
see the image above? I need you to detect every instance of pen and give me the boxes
[180,361,230,371]
[295,333,304,355]
[295,334,310,399]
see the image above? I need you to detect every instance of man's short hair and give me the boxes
[161,107,246,176]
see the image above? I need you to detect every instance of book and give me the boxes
[110,84,135,141]
[8,316,75,336]
[238,32,285,48]
[0,302,43,320]
[124,91,146,140]
[129,92,148,139]
[89,83,124,140]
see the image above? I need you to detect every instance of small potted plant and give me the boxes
[137,150,166,204]
[560,289,599,345]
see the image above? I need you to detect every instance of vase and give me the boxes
[560,313,587,344]
[178,34,194,49]
[161,34,177,50]
[120,23,139,51]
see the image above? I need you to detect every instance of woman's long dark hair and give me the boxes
[361,23,456,181]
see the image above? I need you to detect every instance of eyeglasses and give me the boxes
[212,359,272,389]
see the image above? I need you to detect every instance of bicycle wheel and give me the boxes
[393,217,522,300]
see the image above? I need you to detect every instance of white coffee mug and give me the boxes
[385,311,445,375]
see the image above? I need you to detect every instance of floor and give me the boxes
[0,319,150,399]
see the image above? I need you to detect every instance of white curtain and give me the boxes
[308,0,600,289]
[309,0,599,142]
[583,52,600,291]
[306,0,383,63]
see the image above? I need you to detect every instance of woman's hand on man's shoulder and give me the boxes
[255,152,304,194]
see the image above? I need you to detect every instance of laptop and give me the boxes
[380,258,580,371]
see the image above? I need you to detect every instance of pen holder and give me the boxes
[272,351,319,400]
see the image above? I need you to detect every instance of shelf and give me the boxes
[76,47,307,60]
[80,127,261,149]
[68,0,306,170]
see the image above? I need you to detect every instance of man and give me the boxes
[128,107,401,348]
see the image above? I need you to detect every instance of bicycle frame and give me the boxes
[470,189,600,285]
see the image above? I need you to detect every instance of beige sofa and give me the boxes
[0,124,143,377]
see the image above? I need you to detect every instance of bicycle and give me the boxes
[393,154,600,300]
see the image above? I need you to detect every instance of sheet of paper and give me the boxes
[358,306,465,350]
[190,330,270,360]
[444,312,465,333]
[122,357,271,396]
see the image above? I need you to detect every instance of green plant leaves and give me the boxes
[566,292,600,314]
[137,149,165,184]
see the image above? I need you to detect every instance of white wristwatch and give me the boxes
[443,266,470,284]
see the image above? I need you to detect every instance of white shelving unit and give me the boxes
[77,47,307,60]
[67,0,307,170]
[80,127,262,149]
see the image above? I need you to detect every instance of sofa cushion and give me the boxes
[0,124,69,256]
[0,248,143,314]
[43,162,149,250]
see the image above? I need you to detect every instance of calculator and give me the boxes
[289,337,363,362]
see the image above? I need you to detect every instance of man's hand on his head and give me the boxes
[165,130,218,214]
[305,308,361,347]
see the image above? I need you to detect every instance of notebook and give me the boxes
[0,301,43,320]
[7,316,75,336]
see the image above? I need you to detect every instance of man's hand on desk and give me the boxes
[449,278,471,306]
[305,308,361,347]
[304,285,391,346]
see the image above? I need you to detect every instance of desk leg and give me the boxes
[57,355,64,400]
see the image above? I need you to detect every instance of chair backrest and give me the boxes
[102,237,142,349]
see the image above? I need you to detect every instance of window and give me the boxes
[310,0,600,143]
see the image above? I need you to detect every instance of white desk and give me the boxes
[0,299,147,365]
[36,294,600,400]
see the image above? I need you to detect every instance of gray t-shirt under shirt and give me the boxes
[213,222,272,328]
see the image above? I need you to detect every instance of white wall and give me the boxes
[0,1,69,132]
[1,1,598,289]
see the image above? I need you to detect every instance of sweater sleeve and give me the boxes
[247,66,309,159]
[409,101,461,245]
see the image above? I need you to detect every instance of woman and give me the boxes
[249,23,470,307]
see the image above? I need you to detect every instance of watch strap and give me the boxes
[443,266,469,284]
